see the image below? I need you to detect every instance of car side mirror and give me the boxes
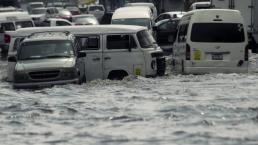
[78,51,86,58]
[8,56,17,62]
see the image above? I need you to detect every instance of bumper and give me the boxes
[183,67,248,74]
[13,78,79,89]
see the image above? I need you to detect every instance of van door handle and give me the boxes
[104,57,111,60]
[92,57,100,61]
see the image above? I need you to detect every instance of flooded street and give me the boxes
[1,55,258,145]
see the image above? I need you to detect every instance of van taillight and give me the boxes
[4,34,11,44]
[245,45,249,61]
[186,44,191,60]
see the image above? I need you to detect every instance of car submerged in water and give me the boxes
[8,31,86,89]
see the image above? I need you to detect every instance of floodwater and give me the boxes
[1,54,258,145]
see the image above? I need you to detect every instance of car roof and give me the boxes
[155,17,180,26]
[0,11,31,21]
[29,2,44,5]
[11,25,147,37]
[125,3,155,7]
[112,6,151,19]
[181,9,243,23]
[72,14,95,18]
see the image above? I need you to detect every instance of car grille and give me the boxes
[29,70,60,80]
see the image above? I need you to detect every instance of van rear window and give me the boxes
[191,23,245,43]
[1,22,15,31]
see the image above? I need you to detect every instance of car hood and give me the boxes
[16,58,76,71]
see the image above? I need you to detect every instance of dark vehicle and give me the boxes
[0,0,20,8]
[154,18,180,54]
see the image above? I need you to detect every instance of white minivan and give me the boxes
[0,11,34,52]
[7,25,166,82]
[111,6,154,35]
[172,9,249,74]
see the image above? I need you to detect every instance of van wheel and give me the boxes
[108,70,128,80]
[157,57,166,76]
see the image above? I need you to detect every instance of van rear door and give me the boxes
[190,23,247,66]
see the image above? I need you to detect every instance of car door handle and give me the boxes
[104,57,111,60]
[92,57,100,61]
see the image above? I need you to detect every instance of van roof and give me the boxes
[23,31,72,42]
[112,6,151,19]
[11,25,147,37]
[181,9,243,23]
[0,11,31,22]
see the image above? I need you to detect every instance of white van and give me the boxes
[172,9,249,74]
[189,2,212,10]
[124,3,157,19]
[7,25,166,82]
[0,11,34,52]
[111,6,154,35]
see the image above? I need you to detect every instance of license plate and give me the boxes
[194,50,201,60]
[212,54,223,60]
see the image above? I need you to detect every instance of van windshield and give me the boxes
[112,18,151,29]
[137,30,157,48]
[191,23,245,43]
[18,40,74,60]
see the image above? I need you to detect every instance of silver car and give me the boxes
[8,31,86,89]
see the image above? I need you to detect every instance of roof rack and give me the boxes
[28,31,70,38]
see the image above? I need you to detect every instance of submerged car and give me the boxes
[8,31,86,89]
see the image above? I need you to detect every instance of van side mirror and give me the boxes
[8,56,17,62]
[78,51,86,58]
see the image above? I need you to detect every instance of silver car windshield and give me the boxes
[112,18,150,29]
[18,40,74,60]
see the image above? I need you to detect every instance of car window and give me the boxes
[89,6,104,11]
[1,22,15,31]
[15,21,34,28]
[163,14,171,19]
[56,20,71,26]
[177,23,189,43]
[106,35,136,50]
[77,36,100,50]
[159,21,178,31]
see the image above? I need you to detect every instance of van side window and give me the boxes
[77,36,100,50]
[107,35,136,49]
[177,24,189,42]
